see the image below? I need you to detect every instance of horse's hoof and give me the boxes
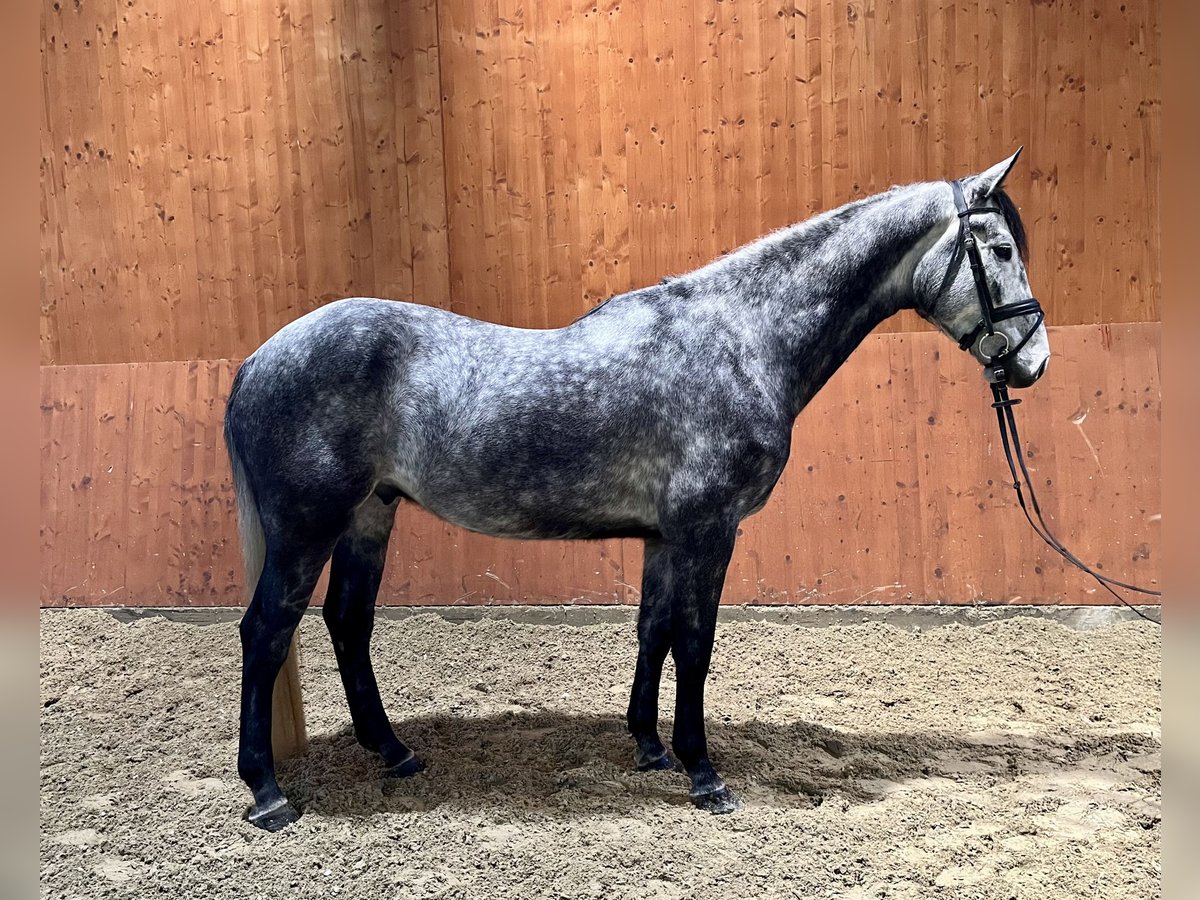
[636,750,680,772]
[691,786,744,815]
[247,799,301,832]
[384,752,426,779]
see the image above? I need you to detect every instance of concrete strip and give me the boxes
[98,604,1159,630]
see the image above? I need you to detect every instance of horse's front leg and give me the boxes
[627,537,677,771]
[663,517,742,813]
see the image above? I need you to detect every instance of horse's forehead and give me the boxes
[970,209,1012,238]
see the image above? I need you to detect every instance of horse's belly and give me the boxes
[419,498,657,541]
[407,478,659,541]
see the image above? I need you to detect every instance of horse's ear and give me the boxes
[965,147,1023,202]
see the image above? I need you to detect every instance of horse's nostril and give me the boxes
[1035,358,1048,380]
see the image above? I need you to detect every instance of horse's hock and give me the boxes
[271,635,307,760]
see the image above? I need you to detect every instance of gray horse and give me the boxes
[225,151,1050,830]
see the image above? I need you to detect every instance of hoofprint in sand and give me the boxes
[41,610,1159,899]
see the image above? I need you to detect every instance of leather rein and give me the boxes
[928,181,1161,622]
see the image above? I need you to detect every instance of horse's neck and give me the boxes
[701,188,943,418]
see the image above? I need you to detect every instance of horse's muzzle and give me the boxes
[996,356,1047,389]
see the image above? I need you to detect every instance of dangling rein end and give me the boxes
[985,379,1161,624]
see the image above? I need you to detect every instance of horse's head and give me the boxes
[913,149,1050,389]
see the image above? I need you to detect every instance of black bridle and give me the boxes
[930,179,1045,373]
[928,180,1161,622]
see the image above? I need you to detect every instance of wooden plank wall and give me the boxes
[40,324,1162,607]
[40,0,1161,607]
[41,0,1160,366]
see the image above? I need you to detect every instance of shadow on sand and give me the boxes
[276,710,1158,821]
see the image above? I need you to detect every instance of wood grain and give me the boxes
[41,0,1160,366]
[41,0,451,365]
[40,323,1162,607]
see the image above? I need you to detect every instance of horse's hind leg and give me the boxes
[238,541,332,831]
[322,494,424,777]
[627,537,678,771]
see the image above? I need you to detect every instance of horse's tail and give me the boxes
[225,365,266,603]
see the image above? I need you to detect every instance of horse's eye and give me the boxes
[993,244,1014,262]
